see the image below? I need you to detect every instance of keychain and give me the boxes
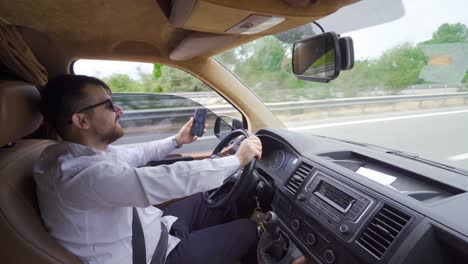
[254,196,266,237]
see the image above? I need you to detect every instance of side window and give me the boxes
[73,60,242,152]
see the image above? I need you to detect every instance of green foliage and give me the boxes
[235,37,288,87]
[102,22,467,98]
[372,43,427,91]
[102,73,140,92]
[463,72,468,84]
[153,64,162,79]
[331,59,380,96]
[102,65,208,93]
[423,23,468,44]
[220,22,467,97]
[155,66,209,92]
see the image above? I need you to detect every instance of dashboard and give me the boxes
[253,128,468,264]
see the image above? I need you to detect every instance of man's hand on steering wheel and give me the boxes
[203,131,262,208]
[235,135,262,166]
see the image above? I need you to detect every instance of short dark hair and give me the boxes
[40,74,111,136]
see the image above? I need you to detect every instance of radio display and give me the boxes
[314,181,355,213]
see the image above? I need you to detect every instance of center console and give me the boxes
[254,129,466,264]
[271,170,374,264]
[298,171,374,243]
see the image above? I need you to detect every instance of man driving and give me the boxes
[34,74,262,264]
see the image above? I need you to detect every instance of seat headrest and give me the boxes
[0,81,42,146]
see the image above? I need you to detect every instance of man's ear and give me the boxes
[70,113,90,129]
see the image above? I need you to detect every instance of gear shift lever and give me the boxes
[262,211,288,261]
[263,211,281,239]
[258,211,305,264]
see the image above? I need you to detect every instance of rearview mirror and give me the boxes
[292,32,354,83]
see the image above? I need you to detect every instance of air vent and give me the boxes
[358,205,411,259]
[285,162,313,195]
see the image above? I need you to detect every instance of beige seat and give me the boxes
[0,81,81,263]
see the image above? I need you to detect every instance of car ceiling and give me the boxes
[0,0,358,63]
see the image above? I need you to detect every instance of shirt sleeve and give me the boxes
[109,136,177,167]
[58,155,240,209]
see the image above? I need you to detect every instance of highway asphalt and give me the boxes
[292,106,468,172]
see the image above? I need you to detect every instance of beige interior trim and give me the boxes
[0,0,358,63]
[169,0,198,27]
[16,26,69,80]
[282,0,316,7]
[0,81,43,146]
[170,32,241,61]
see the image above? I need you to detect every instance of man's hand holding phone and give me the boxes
[174,110,208,147]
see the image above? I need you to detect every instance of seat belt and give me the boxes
[150,223,168,264]
[132,207,146,264]
[132,207,169,264]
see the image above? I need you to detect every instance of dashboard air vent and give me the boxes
[285,162,313,195]
[358,205,411,259]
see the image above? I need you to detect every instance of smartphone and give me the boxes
[191,108,207,137]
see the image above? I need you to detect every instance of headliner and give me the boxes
[0,0,358,63]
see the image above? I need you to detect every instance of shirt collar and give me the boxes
[62,141,107,156]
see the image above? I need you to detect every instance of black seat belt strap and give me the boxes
[132,207,170,264]
[132,207,147,264]
[150,223,169,264]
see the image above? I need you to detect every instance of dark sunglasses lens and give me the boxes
[107,100,116,112]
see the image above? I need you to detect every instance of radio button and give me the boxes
[306,233,317,246]
[324,249,336,264]
[291,219,301,231]
[339,224,349,234]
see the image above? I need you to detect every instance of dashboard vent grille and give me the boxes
[358,205,411,259]
[285,162,313,195]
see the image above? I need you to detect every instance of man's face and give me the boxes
[79,84,124,144]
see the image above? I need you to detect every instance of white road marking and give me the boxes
[448,153,468,161]
[289,109,468,131]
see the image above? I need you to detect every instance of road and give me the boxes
[290,106,468,172]
[116,106,468,172]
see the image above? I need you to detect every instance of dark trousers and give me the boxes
[163,194,257,264]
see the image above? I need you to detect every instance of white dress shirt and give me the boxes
[33,136,240,264]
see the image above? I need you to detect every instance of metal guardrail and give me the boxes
[120,92,468,121]
[266,92,468,109]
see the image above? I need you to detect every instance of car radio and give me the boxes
[297,171,374,241]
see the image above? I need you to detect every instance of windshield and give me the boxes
[216,0,468,172]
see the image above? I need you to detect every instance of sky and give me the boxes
[74,0,468,79]
[342,0,468,60]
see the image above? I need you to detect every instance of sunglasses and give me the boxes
[68,99,117,124]
[77,99,116,113]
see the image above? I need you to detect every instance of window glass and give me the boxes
[73,60,242,152]
[216,0,468,172]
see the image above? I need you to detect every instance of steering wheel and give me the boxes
[202,129,257,208]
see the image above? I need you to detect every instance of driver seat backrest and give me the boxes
[0,80,81,263]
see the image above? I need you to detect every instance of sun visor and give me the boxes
[167,0,359,60]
